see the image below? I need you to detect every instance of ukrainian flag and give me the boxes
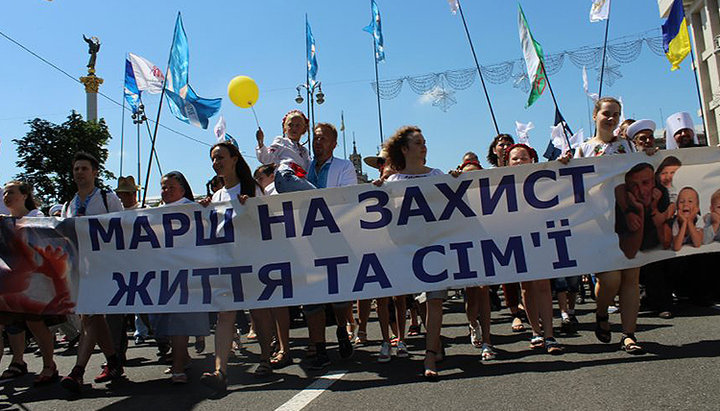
[662,0,692,71]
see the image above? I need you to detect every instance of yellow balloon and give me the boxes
[227,76,259,108]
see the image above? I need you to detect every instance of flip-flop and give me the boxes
[1,362,28,380]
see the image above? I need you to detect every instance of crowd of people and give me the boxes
[1,98,718,393]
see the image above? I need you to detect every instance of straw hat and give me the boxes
[363,148,389,170]
[115,176,140,192]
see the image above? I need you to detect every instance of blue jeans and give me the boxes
[274,169,316,193]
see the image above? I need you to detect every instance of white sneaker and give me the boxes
[469,324,482,348]
[378,341,392,363]
[396,341,409,358]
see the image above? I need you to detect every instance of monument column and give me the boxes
[79,73,103,121]
[80,35,102,121]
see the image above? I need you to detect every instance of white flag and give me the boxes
[552,125,584,154]
[213,115,226,142]
[127,53,165,94]
[590,0,610,22]
[447,0,459,14]
[515,121,534,144]
[582,66,600,102]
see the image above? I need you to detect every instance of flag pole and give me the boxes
[371,39,384,146]
[141,12,179,207]
[341,110,347,158]
[597,2,611,97]
[119,89,126,177]
[304,15,314,155]
[137,113,142,191]
[688,36,709,141]
[540,61,572,148]
[143,120,163,175]
[456,0,500,135]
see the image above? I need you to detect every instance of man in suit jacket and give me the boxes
[304,122,357,369]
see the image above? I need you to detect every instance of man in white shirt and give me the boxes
[60,152,125,394]
[304,122,358,369]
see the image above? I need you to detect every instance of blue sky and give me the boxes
[0,0,699,201]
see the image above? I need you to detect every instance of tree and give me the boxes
[13,111,114,207]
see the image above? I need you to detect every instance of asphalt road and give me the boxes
[1,298,718,411]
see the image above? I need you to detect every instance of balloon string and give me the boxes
[250,106,260,129]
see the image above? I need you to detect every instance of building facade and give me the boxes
[659,0,720,145]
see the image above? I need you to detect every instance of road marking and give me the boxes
[274,370,347,411]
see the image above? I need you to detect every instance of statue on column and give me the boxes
[83,35,101,74]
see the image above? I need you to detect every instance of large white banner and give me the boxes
[4,148,718,314]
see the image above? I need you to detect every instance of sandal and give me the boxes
[353,330,368,345]
[481,343,496,361]
[530,335,545,349]
[620,333,645,355]
[33,363,59,386]
[270,351,292,369]
[254,360,273,377]
[595,313,612,343]
[407,325,421,337]
[1,362,28,380]
[423,350,439,381]
[200,369,227,392]
[545,338,564,355]
[511,314,525,332]
[171,372,188,384]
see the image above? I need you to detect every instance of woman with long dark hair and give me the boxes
[200,142,275,391]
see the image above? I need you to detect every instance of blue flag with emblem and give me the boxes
[363,0,385,62]
[164,13,221,129]
[306,17,318,85]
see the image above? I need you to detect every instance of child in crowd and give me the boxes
[702,189,720,244]
[255,110,314,193]
[671,187,703,251]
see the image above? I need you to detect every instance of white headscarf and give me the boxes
[665,112,698,149]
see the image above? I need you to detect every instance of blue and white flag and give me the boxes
[363,0,385,62]
[123,57,141,114]
[127,53,164,94]
[164,13,221,129]
[306,17,318,85]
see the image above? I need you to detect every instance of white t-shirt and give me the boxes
[211,183,263,203]
[0,187,9,215]
[25,209,44,217]
[61,188,124,217]
[385,168,443,181]
[164,198,194,207]
[574,138,633,158]
[263,182,277,196]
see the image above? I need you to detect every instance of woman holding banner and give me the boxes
[150,172,210,384]
[487,134,527,334]
[569,97,647,355]
[455,160,496,360]
[504,146,563,354]
[382,126,446,380]
[0,181,63,385]
[200,142,275,390]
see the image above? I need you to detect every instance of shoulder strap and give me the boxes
[100,190,109,212]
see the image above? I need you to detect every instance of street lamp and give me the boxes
[131,103,147,201]
[295,81,325,155]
